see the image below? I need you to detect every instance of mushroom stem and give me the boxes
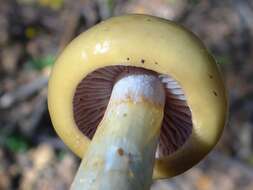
[71,74,166,190]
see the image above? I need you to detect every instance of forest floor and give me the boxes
[0,0,253,189]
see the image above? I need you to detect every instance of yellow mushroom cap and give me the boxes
[48,14,228,179]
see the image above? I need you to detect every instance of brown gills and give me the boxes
[73,66,192,157]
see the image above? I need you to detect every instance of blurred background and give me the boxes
[0,0,252,189]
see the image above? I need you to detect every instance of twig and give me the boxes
[58,1,82,53]
[0,76,48,109]
[231,0,253,31]
[96,0,114,20]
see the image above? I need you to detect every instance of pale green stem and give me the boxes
[71,74,165,190]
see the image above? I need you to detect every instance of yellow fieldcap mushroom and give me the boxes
[48,14,228,189]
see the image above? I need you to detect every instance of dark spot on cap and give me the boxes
[117,148,124,156]
[123,113,127,117]
[141,59,145,64]
[155,62,158,65]
[213,91,218,96]
[126,57,130,61]
[147,19,151,21]
[209,74,213,79]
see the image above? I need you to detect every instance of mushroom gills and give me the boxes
[73,65,193,157]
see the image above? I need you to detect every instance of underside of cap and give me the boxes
[73,65,193,157]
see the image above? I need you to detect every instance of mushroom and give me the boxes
[48,14,228,190]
